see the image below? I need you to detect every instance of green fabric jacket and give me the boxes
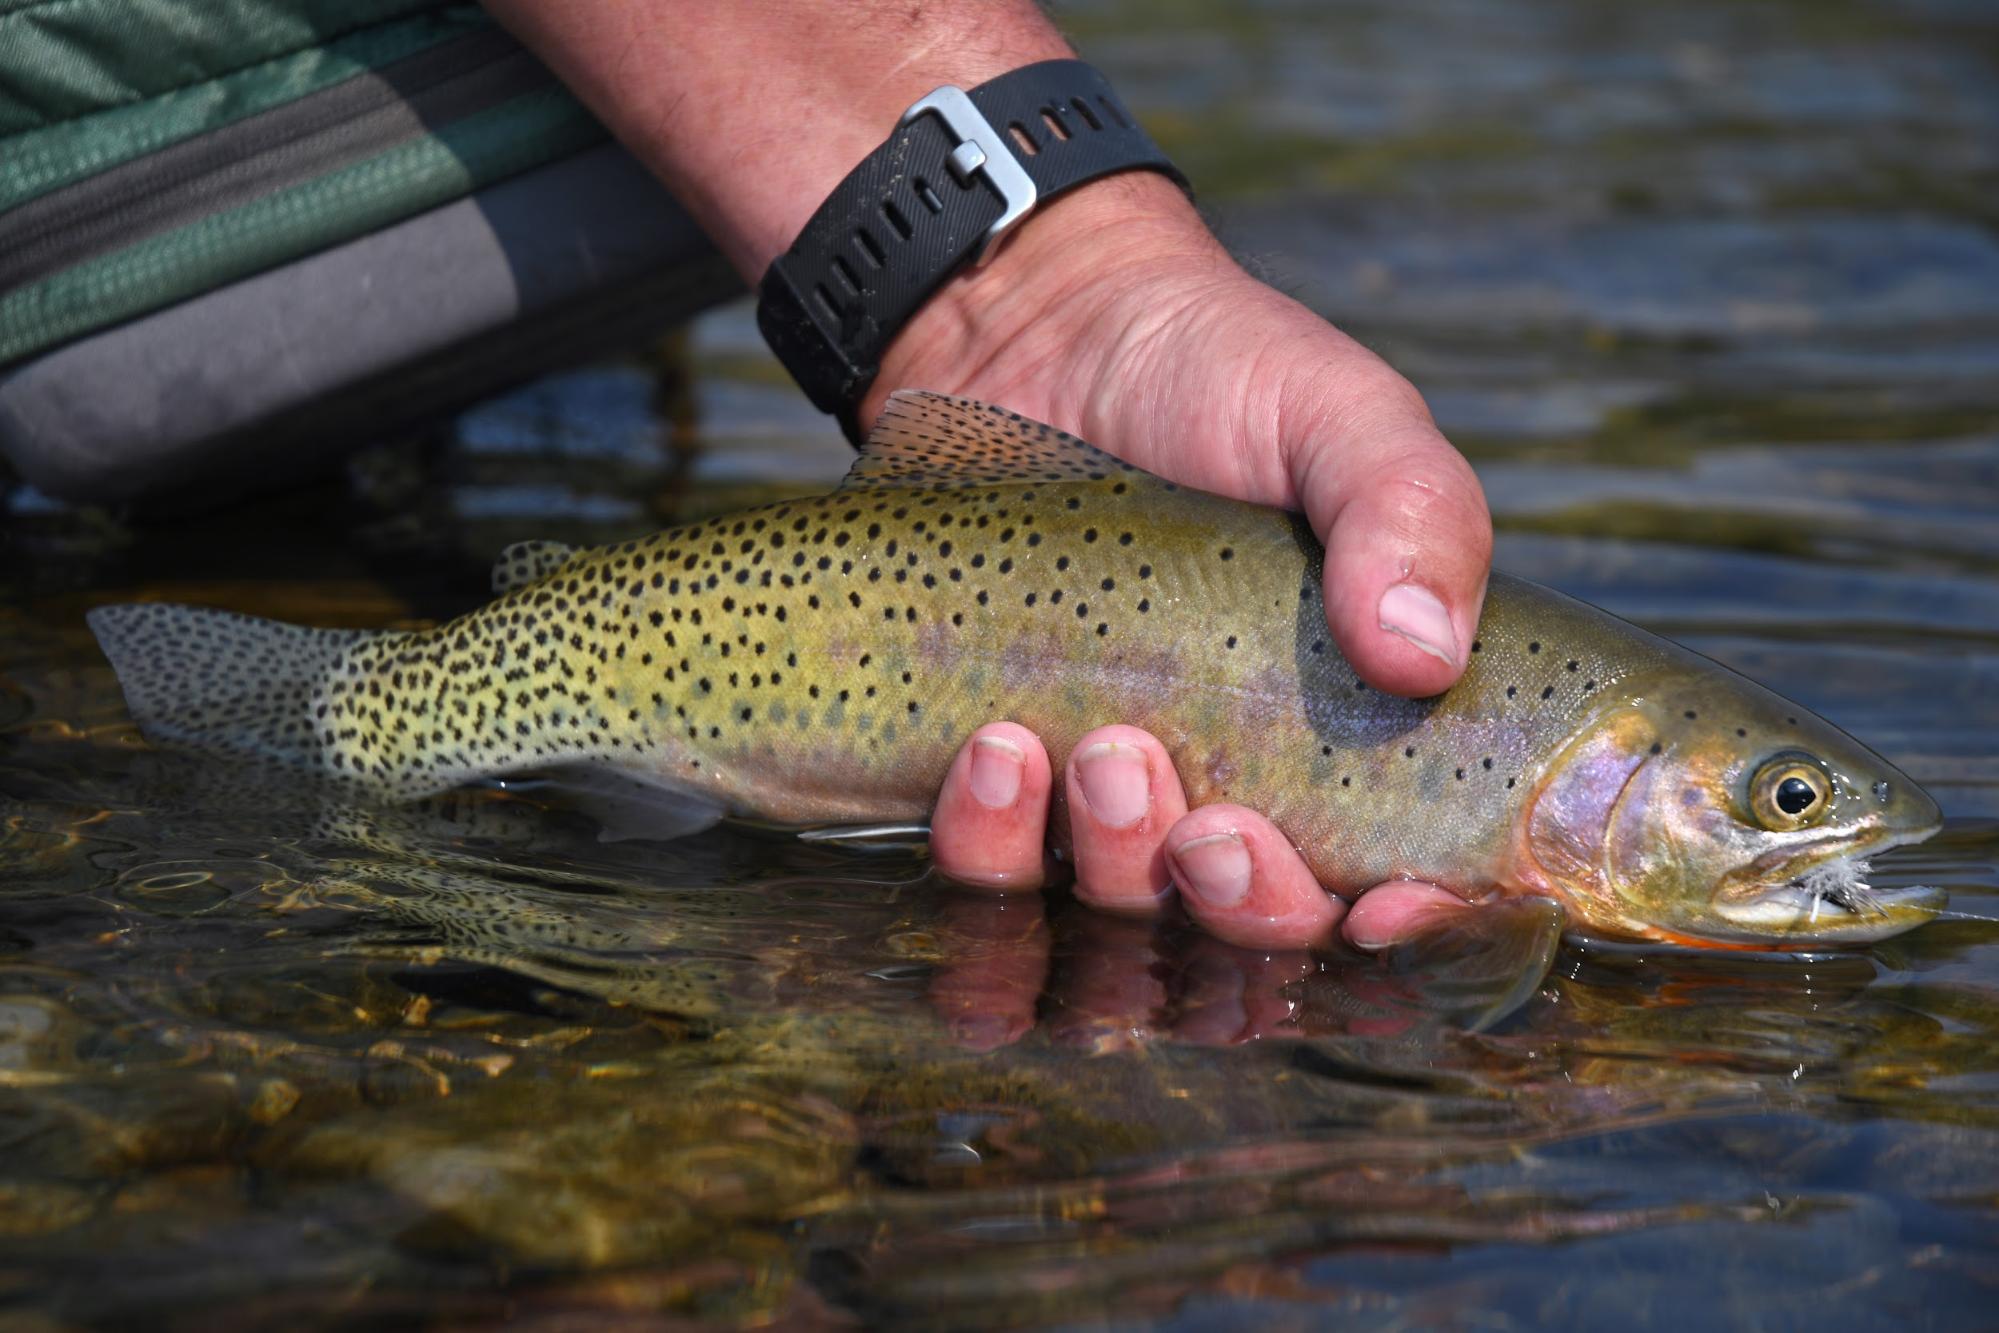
[0,0,607,366]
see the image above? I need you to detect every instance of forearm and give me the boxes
[483,1,1080,278]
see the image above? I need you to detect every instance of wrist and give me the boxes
[486,2,1076,279]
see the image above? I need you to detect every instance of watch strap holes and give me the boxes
[1040,107,1072,141]
[1007,122,1040,156]
[831,254,861,295]
[854,227,885,268]
[881,198,913,239]
[1071,97,1103,131]
[813,283,841,320]
[1097,95,1128,129]
[912,177,945,214]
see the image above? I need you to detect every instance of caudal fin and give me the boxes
[88,602,373,771]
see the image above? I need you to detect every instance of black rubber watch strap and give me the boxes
[756,60,1187,438]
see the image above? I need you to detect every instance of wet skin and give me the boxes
[930,720,1466,953]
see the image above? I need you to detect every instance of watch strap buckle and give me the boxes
[900,86,1038,266]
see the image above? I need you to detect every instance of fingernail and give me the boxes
[1342,914,1393,953]
[1378,582,1460,667]
[1171,831,1251,908]
[968,735,1025,809]
[1074,741,1151,829]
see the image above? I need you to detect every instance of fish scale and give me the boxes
[91,392,1944,946]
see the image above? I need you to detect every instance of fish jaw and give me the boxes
[1690,826,1946,947]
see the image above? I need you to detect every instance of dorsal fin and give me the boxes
[839,391,1147,491]
[491,540,577,593]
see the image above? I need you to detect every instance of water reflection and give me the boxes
[1,712,1993,1323]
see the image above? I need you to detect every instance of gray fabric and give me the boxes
[0,142,740,505]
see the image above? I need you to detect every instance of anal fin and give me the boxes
[493,767,725,844]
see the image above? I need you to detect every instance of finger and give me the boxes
[1340,881,1473,952]
[930,722,1054,891]
[1291,375,1492,699]
[1043,909,1169,1052]
[1164,803,1345,951]
[1170,937,1314,1045]
[1065,725,1190,915]
[928,891,1050,1051]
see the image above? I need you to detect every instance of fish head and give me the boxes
[1521,671,1944,949]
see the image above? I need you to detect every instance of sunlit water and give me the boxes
[4,0,1998,1327]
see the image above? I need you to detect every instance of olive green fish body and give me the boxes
[91,393,1945,947]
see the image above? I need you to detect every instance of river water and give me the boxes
[3,0,1997,1327]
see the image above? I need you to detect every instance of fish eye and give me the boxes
[1749,757,1832,831]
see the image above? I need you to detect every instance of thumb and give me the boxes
[1291,378,1492,698]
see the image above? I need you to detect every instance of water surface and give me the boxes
[4,0,1998,1326]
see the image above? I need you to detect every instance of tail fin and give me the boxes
[88,603,372,771]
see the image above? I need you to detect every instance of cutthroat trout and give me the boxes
[91,392,1945,949]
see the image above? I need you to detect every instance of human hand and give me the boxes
[928,721,1472,953]
[866,175,1493,949]
[860,172,1492,699]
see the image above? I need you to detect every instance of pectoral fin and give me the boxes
[1380,894,1566,1032]
[794,821,934,854]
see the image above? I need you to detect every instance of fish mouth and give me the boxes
[1700,826,1946,947]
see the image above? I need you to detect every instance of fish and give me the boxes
[89,391,1946,953]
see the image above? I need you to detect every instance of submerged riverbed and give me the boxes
[4,0,1999,1327]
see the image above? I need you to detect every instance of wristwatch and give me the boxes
[755,59,1188,441]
